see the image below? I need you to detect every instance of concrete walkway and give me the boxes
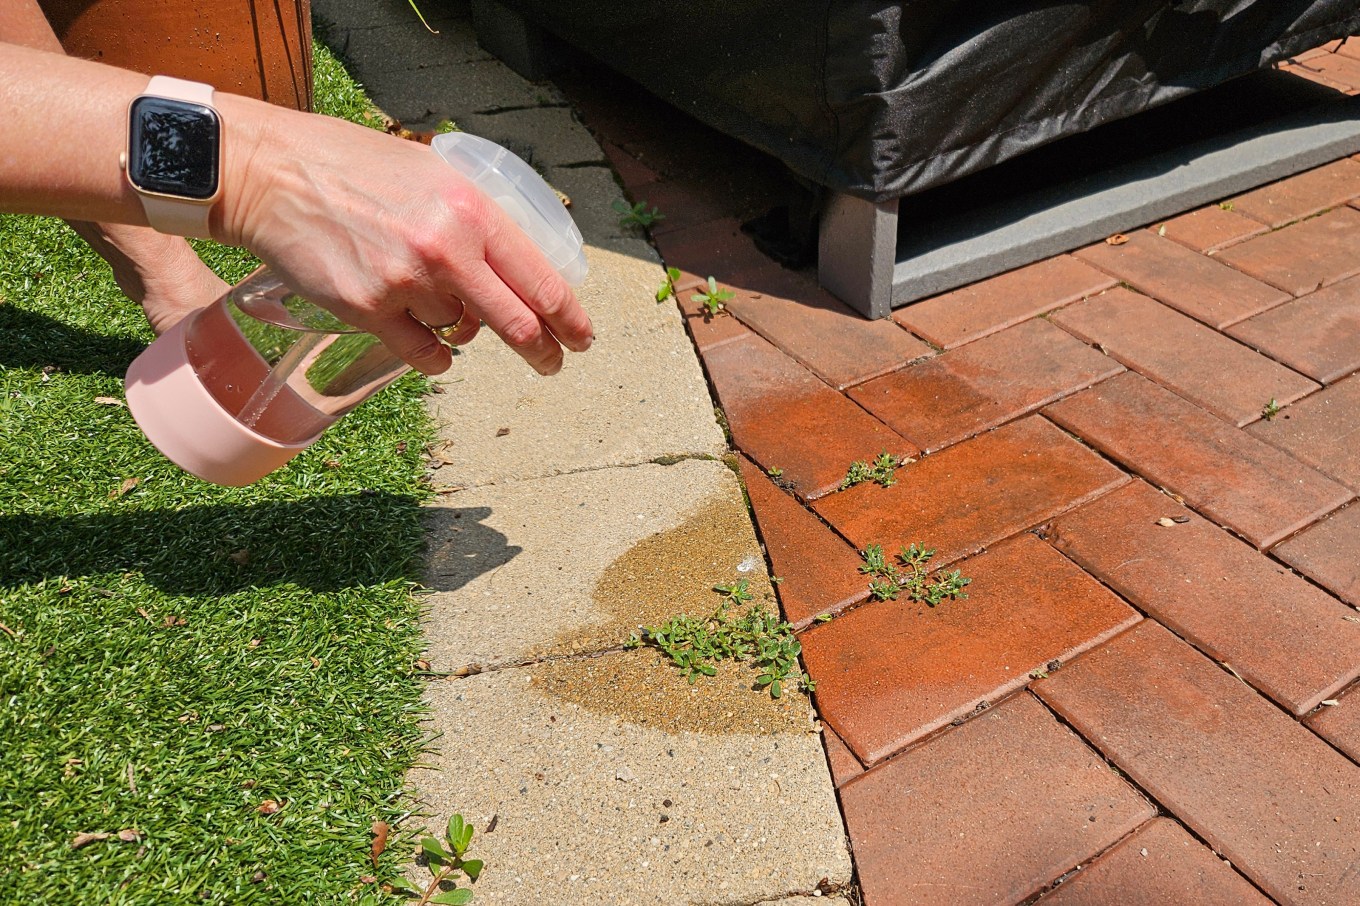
[312,1,853,902]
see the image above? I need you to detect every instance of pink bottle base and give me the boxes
[125,316,317,487]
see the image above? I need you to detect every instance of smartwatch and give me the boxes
[121,76,222,238]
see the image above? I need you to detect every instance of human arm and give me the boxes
[0,1,228,333]
[0,43,592,375]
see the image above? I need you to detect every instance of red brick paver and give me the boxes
[676,291,752,352]
[704,333,913,500]
[1307,689,1360,765]
[848,318,1123,453]
[651,217,776,290]
[821,727,865,788]
[840,693,1153,906]
[1047,480,1360,715]
[1051,287,1319,426]
[724,263,935,390]
[1156,204,1268,253]
[565,55,1360,906]
[1290,50,1360,92]
[1073,230,1289,328]
[1216,205,1360,297]
[801,533,1139,763]
[813,416,1128,567]
[892,255,1115,349]
[1227,275,1360,384]
[736,455,868,628]
[1247,373,1360,490]
[1273,503,1360,607]
[1036,621,1360,906]
[1037,818,1270,905]
[1228,158,1360,227]
[1045,371,1353,549]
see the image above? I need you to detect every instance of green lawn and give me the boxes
[0,45,433,904]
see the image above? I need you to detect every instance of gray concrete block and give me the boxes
[459,106,606,169]
[422,459,771,671]
[314,14,493,72]
[427,241,725,488]
[409,659,853,904]
[545,163,639,248]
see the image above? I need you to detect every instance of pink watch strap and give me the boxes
[135,76,218,238]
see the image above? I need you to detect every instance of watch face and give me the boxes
[127,96,220,200]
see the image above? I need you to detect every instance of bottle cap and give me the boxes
[431,133,589,285]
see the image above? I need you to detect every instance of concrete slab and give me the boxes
[457,106,607,169]
[426,241,725,489]
[410,658,853,904]
[313,9,493,70]
[422,459,772,672]
[546,163,643,248]
[314,2,854,901]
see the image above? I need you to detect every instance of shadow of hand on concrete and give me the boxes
[0,492,455,595]
[422,505,522,593]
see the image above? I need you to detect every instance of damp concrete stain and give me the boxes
[532,649,811,736]
[530,496,809,735]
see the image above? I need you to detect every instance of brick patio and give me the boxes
[560,46,1360,906]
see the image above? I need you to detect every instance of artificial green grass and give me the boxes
[0,43,434,904]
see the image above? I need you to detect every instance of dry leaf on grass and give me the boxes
[109,477,139,498]
[257,800,281,815]
[370,820,389,868]
[71,832,109,849]
[93,396,125,407]
[117,829,142,843]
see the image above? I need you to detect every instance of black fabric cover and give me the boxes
[499,1,1360,201]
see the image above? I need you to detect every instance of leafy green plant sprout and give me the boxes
[655,266,682,302]
[626,581,812,698]
[841,452,905,490]
[1262,398,1281,420]
[389,814,483,905]
[692,276,734,317]
[614,198,665,229]
[859,543,971,606]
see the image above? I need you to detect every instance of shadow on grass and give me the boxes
[0,304,146,377]
[0,493,519,595]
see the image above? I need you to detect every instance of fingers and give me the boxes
[484,218,593,354]
[406,295,482,348]
[459,260,569,375]
[377,312,455,376]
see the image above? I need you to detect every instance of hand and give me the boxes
[67,221,230,335]
[215,99,594,376]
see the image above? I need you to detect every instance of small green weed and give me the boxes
[655,266,682,302]
[859,543,971,606]
[389,815,482,904]
[1262,398,1281,420]
[626,582,812,698]
[692,276,734,317]
[766,466,784,478]
[841,452,906,490]
[1219,201,1235,211]
[614,198,665,229]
